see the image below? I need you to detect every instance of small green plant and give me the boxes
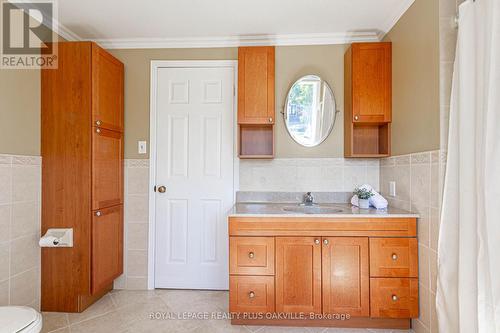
[353,187,374,200]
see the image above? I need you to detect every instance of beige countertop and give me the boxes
[228,203,419,218]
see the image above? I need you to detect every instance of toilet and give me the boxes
[0,306,42,333]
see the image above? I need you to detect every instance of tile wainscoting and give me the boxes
[380,150,445,333]
[114,159,150,290]
[0,154,41,310]
[240,158,380,192]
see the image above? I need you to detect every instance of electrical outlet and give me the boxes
[389,181,396,197]
[138,141,147,154]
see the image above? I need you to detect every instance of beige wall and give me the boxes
[0,31,64,156]
[383,0,440,155]
[275,45,346,157]
[109,45,347,159]
[0,70,40,156]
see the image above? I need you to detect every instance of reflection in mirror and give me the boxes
[284,75,337,147]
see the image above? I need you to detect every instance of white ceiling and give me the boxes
[53,0,415,48]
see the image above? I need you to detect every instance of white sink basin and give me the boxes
[282,205,344,214]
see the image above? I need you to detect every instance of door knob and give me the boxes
[95,120,102,126]
[314,239,320,245]
[248,291,255,298]
[392,294,398,301]
[95,211,101,217]
[248,252,255,259]
[391,253,398,260]
[157,186,166,193]
[269,117,273,123]
[354,115,359,121]
[323,239,329,245]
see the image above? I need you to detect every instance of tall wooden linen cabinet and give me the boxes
[41,42,124,312]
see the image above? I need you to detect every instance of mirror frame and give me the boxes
[283,75,338,147]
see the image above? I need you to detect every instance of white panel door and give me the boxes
[154,66,234,289]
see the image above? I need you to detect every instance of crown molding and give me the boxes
[379,0,415,38]
[93,31,381,49]
[55,20,81,41]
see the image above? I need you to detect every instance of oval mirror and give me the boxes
[284,75,337,147]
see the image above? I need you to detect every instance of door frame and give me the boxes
[148,60,239,289]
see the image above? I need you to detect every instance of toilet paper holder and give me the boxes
[39,228,73,247]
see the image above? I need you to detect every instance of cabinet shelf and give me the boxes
[239,124,274,158]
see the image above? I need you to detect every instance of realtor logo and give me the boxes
[1,0,58,68]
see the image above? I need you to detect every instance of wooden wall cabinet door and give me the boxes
[322,237,369,317]
[275,237,322,313]
[238,46,275,125]
[92,127,123,210]
[92,44,124,132]
[351,43,391,123]
[91,205,123,294]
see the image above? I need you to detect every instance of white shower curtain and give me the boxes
[436,0,500,332]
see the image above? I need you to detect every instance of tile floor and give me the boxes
[41,290,414,333]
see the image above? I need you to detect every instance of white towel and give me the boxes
[350,184,388,209]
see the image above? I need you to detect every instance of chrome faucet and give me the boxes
[303,192,314,206]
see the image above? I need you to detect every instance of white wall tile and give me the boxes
[0,243,10,281]
[0,154,41,310]
[0,204,10,243]
[239,158,380,192]
[0,164,12,205]
[10,268,37,306]
[380,149,444,333]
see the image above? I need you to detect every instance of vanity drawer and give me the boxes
[229,276,275,313]
[369,238,418,277]
[230,237,274,275]
[370,278,419,318]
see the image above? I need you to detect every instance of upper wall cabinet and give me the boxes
[346,42,392,123]
[238,46,275,159]
[238,46,275,125]
[92,45,124,132]
[344,42,392,158]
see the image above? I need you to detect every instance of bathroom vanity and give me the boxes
[228,203,419,329]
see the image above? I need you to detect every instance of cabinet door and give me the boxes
[352,43,391,123]
[92,127,123,210]
[275,237,321,313]
[92,43,124,132]
[322,237,369,317]
[238,46,275,124]
[91,205,123,294]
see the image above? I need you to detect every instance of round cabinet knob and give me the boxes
[248,252,255,259]
[96,128,101,133]
[354,115,359,121]
[95,120,102,126]
[248,291,255,298]
[269,117,273,123]
[95,211,101,217]
[157,186,166,193]
[314,239,320,245]
[323,239,329,245]
[392,294,398,301]
[391,253,398,260]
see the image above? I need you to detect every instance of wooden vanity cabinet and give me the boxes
[275,237,322,313]
[41,42,124,312]
[238,46,275,158]
[229,216,418,329]
[344,42,392,157]
[322,237,370,317]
